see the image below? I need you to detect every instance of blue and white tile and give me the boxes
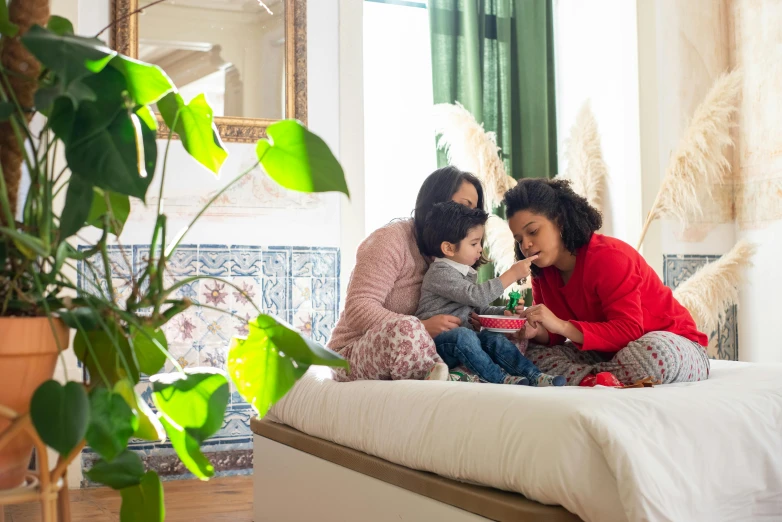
[262,248,291,278]
[663,254,738,360]
[291,251,314,277]
[162,246,198,277]
[135,380,156,411]
[199,279,231,309]
[199,343,227,370]
[261,278,288,315]
[291,277,313,310]
[312,278,337,312]
[293,306,314,338]
[168,278,200,303]
[213,409,253,442]
[229,277,261,313]
[198,245,231,277]
[163,307,202,344]
[231,246,263,276]
[312,250,338,278]
[193,306,233,344]
[312,311,336,344]
[165,343,199,372]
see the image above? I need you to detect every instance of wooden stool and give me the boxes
[0,405,81,522]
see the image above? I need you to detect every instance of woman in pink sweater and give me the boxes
[329,167,484,381]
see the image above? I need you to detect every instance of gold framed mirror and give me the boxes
[110,0,307,143]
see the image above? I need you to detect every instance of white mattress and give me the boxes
[268,360,782,522]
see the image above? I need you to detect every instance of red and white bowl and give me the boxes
[478,315,526,332]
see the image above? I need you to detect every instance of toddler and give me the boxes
[415,202,565,387]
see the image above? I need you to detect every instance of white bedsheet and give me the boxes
[268,360,782,522]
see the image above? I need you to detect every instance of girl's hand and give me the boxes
[421,314,461,338]
[519,304,566,336]
[522,320,543,340]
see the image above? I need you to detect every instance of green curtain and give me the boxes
[429,0,557,292]
[429,0,558,182]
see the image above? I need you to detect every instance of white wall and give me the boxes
[730,0,782,363]
[553,0,643,249]
[645,0,736,262]
[363,2,437,236]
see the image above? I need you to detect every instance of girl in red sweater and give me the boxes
[503,178,710,386]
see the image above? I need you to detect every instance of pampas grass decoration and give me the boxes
[432,102,516,210]
[562,101,609,213]
[673,240,756,334]
[636,69,742,250]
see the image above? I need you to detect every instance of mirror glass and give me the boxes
[138,0,286,120]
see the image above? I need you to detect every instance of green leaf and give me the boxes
[21,25,115,88]
[152,369,229,479]
[85,388,138,462]
[47,16,75,36]
[136,105,157,131]
[110,56,175,106]
[59,306,100,331]
[157,92,227,175]
[85,450,144,490]
[86,188,131,236]
[30,380,89,456]
[255,120,349,196]
[228,314,347,417]
[74,326,141,386]
[0,102,15,122]
[131,327,167,376]
[159,416,215,479]
[119,471,164,522]
[60,176,94,239]
[0,0,19,37]
[114,379,164,442]
[62,67,158,200]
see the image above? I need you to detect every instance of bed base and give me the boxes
[251,418,581,522]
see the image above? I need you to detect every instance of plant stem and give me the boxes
[94,0,169,37]
[99,235,117,304]
[0,160,18,226]
[30,270,69,381]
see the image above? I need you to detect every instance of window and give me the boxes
[363,0,436,235]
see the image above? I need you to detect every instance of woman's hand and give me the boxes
[421,314,461,338]
[468,312,481,332]
[519,304,566,336]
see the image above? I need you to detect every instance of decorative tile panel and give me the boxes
[663,254,738,360]
[77,244,340,483]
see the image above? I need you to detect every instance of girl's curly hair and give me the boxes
[502,178,602,277]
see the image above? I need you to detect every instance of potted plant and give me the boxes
[0,1,349,519]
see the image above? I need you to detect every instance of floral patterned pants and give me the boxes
[332,316,442,382]
[526,331,711,386]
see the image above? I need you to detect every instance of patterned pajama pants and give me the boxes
[526,331,711,386]
[332,316,443,382]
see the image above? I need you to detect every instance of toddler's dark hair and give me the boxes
[420,201,488,267]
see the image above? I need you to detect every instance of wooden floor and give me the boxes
[4,475,253,522]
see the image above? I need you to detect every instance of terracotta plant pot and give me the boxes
[0,317,69,489]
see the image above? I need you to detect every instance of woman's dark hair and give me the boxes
[503,178,602,277]
[413,166,485,257]
[420,202,489,268]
